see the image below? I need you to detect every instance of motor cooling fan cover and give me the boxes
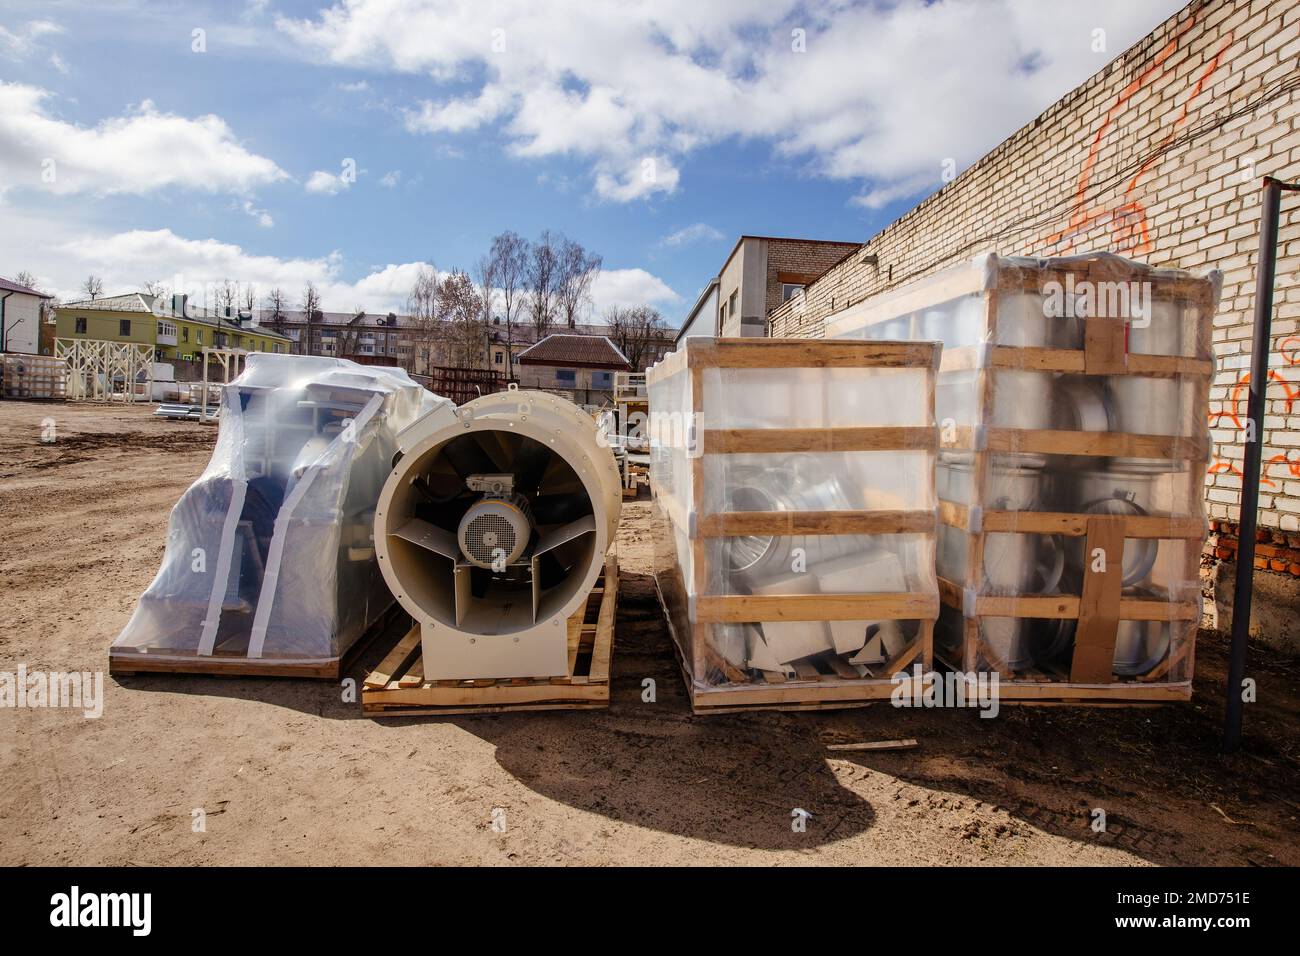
[457,497,531,568]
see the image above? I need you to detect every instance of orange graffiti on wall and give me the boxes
[1044,16,1235,257]
[1208,337,1300,487]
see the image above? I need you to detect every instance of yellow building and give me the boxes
[55,292,291,362]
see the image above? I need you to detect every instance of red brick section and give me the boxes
[1206,521,1300,575]
[763,240,860,320]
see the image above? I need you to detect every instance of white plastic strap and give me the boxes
[196,478,248,656]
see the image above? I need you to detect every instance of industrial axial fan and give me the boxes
[374,386,621,680]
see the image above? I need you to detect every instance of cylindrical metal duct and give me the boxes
[374,387,621,680]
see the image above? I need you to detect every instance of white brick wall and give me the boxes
[769,0,1300,530]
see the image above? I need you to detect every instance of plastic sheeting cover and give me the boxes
[112,353,443,666]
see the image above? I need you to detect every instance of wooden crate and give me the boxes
[362,555,617,716]
[1,353,66,401]
[109,601,405,680]
[827,253,1213,703]
[647,337,940,714]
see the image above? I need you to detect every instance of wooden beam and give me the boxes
[696,509,935,537]
[695,592,938,623]
[1069,516,1126,683]
[703,425,936,454]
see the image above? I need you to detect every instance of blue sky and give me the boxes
[0,0,1185,324]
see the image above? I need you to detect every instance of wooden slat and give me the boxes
[972,427,1204,461]
[586,559,618,683]
[970,593,1198,621]
[978,509,1205,538]
[696,509,935,537]
[703,425,936,454]
[695,592,938,623]
[690,339,939,370]
[1070,516,1126,683]
[1084,316,1129,375]
[365,624,421,689]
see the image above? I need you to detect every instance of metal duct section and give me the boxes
[374,386,622,680]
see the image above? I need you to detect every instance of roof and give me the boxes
[517,333,632,369]
[676,277,720,344]
[57,293,291,341]
[0,277,53,298]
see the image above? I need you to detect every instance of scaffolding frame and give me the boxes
[200,347,251,422]
[55,338,154,403]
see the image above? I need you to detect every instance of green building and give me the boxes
[54,292,292,362]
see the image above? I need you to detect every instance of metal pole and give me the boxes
[1224,177,1298,752]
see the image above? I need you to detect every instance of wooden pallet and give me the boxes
[109,602,405,680]
[827,253,1212,703]
[362,556,618,716]
[647,337,940,713]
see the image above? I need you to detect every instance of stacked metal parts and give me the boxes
[374,386,622,681]
[111,354,436,674]
[827,252,1217,701]
[648,338,940,712]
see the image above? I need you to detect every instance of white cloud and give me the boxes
[238,199,275,228]
[379,170,401,187]
[0,20,64,59]
[48,52,69,74]
[305,169,350,194]
[591,268,680,315]
[279,0,1185,208]
[404,86,510,134]
[0,82,289,198]
[661,223,725,247]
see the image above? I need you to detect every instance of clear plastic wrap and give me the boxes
[648,338,939,704]
[827,252,1217,693]
[112,354,441,670]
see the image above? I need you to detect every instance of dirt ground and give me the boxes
[1,400,1298,866]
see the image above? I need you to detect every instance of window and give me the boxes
[494,351,503,365]
[729,290,738,315]
[274,344,283,354]
[182,327,189,342]
[119,319,131,337]
[781,283,804,303]
[75,317,86,334]
[196,330,203,345]
[592,371,612,389]
[556,369,576,386]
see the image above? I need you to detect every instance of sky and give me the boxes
[0,0,1187,326]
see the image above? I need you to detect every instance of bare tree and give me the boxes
[488,230,528,378]
[474,253,497,326]
[474,253,499,373]
[555,236,602,329]
[300,282,322,355]
[14,271,39,290]
[407,264,441,376]
[242,284,257,314]
[81,274,104,300]
[525,230,559,341]
[218,278,237,316]
[440,270,486,369]
[141,278,169,298]
[264,288,289,330]
[605,304,668,371]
